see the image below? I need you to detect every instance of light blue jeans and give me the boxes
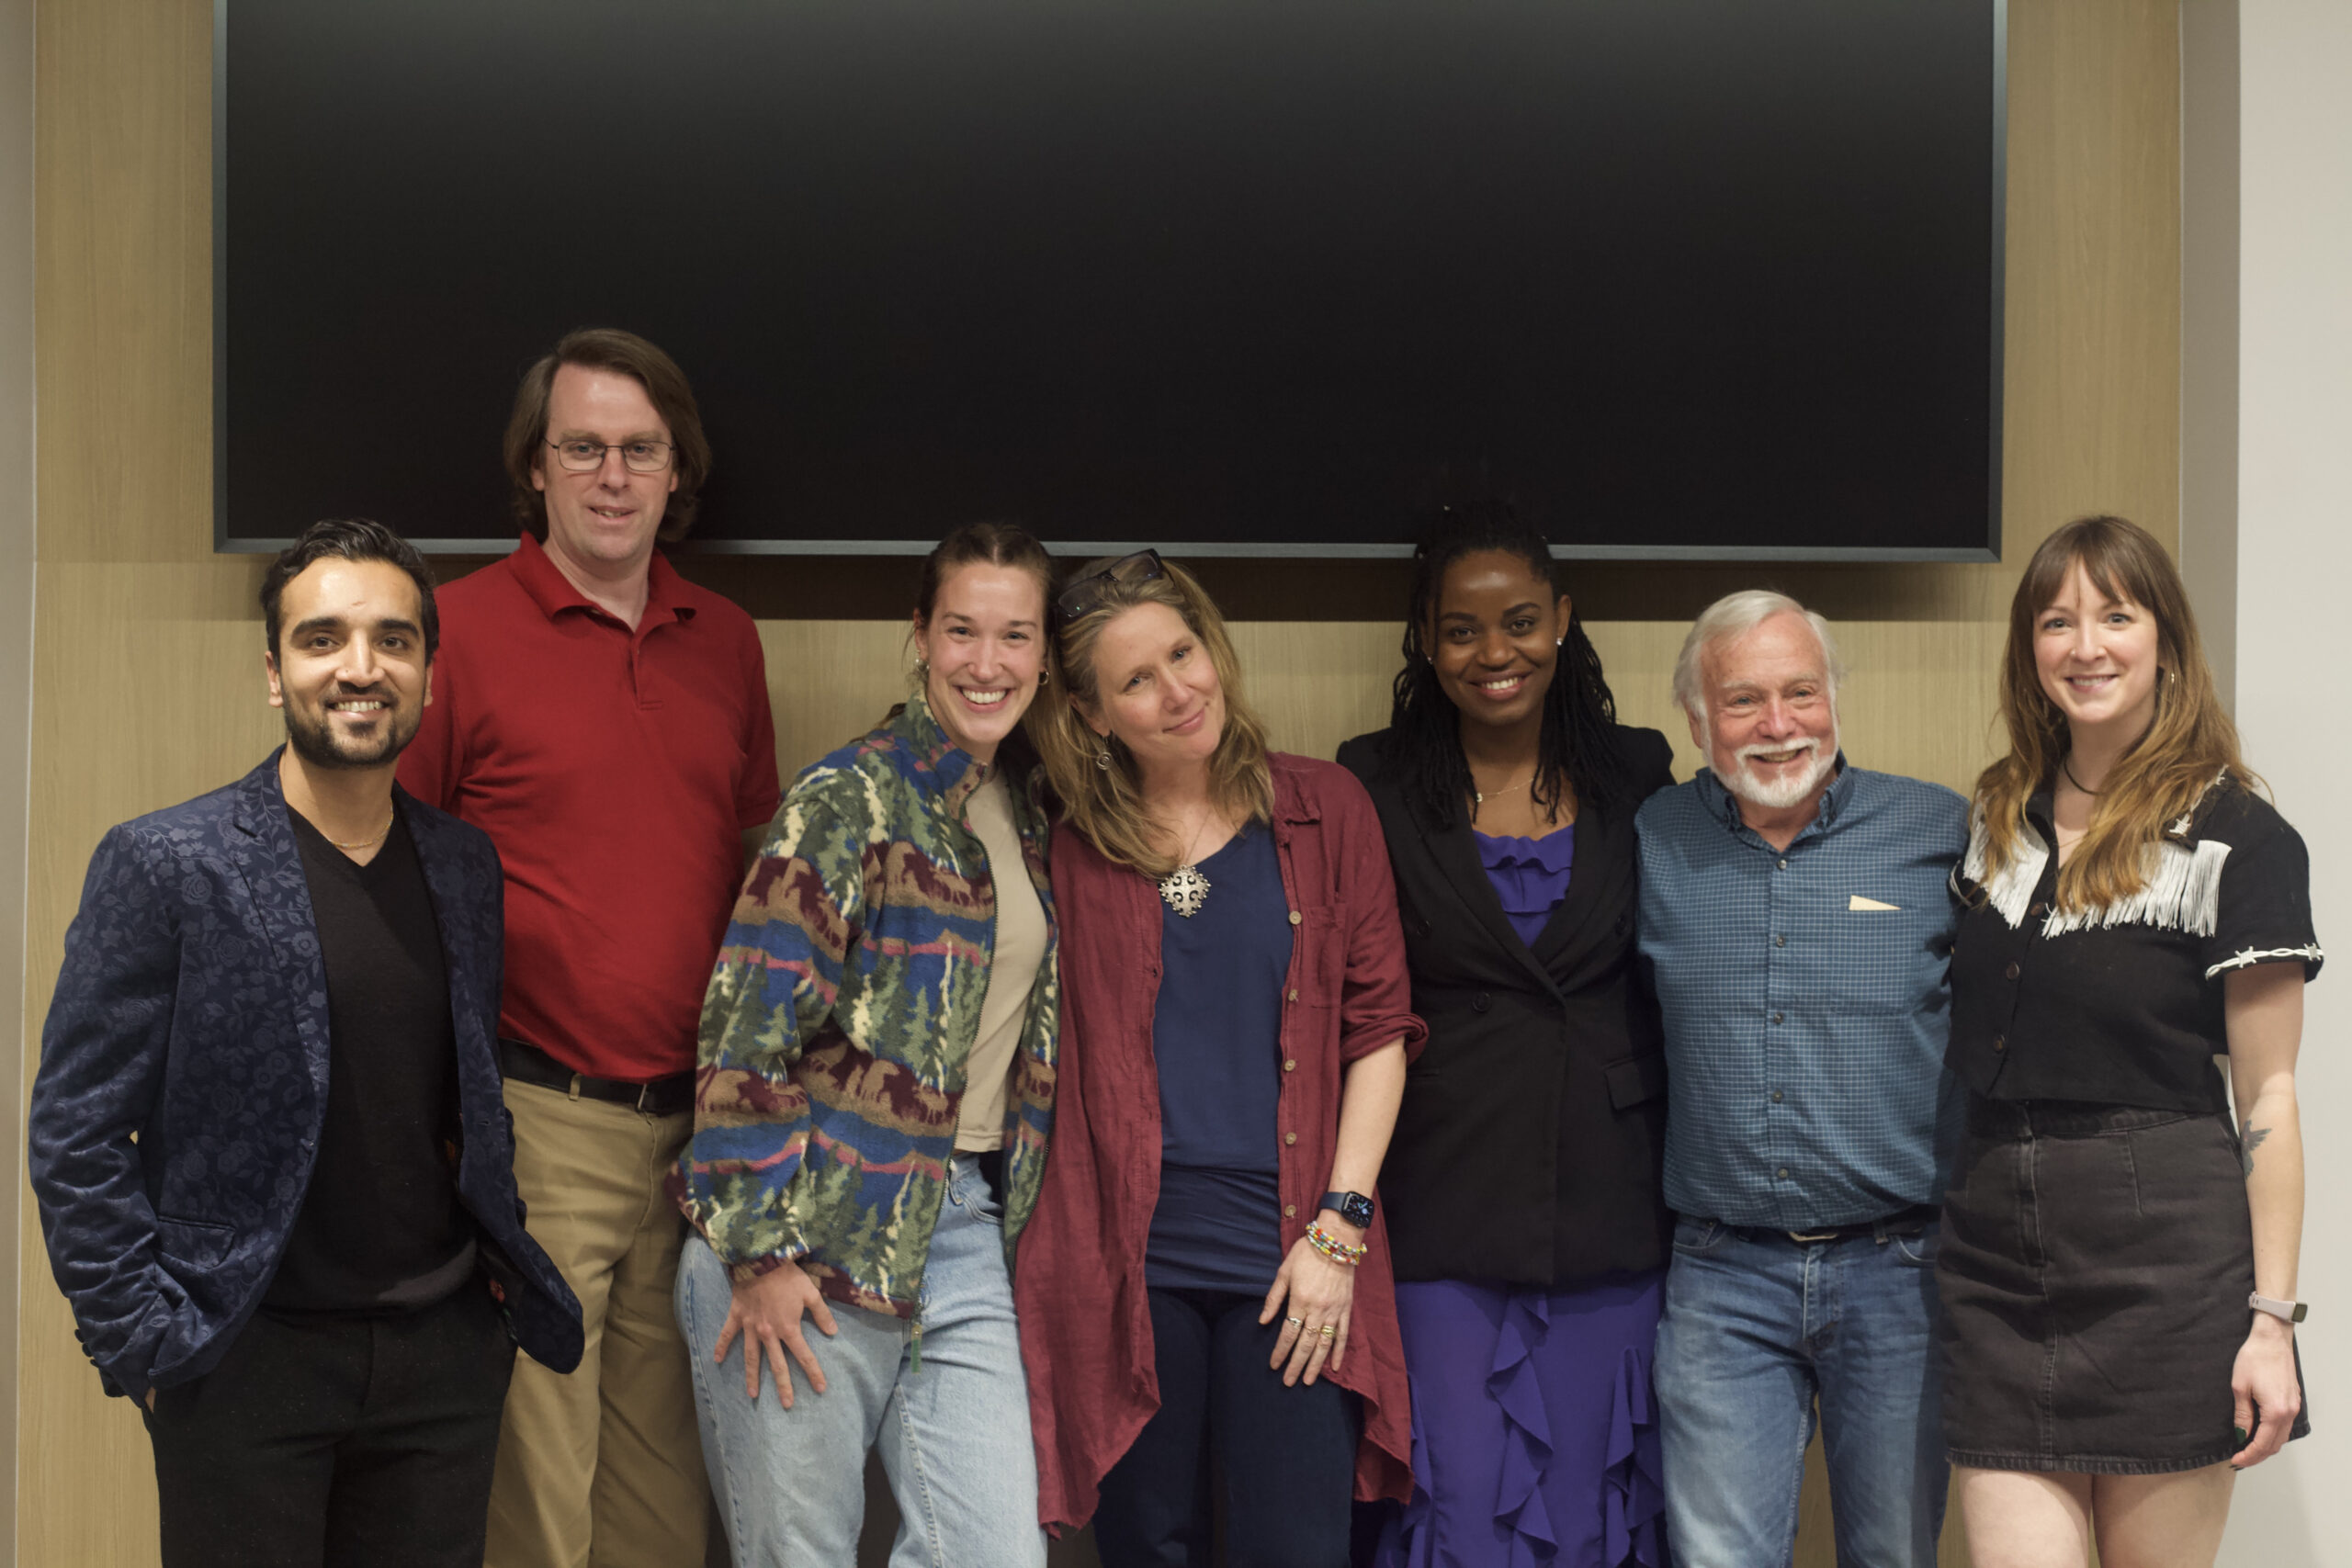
[674,1154,1046,1567]
[1655,1215,1948,1568]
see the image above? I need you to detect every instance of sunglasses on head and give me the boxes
[1053,548,1165,626]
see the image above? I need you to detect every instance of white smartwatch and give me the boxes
[2248,1292,2308,1325]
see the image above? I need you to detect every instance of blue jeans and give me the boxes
[674,1154,1046,1568]
[1655,1216,1946,1568]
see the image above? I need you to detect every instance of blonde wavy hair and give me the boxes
[1036,557,1273,878]
[1975,514,2254,912]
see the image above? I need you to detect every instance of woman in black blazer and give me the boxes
[1338,503,1675,1568]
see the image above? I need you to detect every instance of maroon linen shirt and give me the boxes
[398,534,780,1081]
[1018,754,1427,1529]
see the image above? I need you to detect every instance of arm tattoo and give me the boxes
[2240,1124,2272,1177]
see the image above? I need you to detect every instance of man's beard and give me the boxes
[1718,729,1838,810]
[281,697,419,771]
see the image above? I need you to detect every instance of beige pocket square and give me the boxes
[1849,895,1901,911]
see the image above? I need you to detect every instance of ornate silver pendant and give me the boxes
[1159,863,1211,918]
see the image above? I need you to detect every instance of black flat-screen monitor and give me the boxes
[216,0,2005,558]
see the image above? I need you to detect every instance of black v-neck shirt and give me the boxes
[265,804,475,1313]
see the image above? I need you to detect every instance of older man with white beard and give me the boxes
[1634,591,1967,1568]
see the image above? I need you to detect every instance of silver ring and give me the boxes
[1284,1315,1305,1326]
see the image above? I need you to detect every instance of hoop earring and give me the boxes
[1038,669,1050,688]
[914,658,931,683]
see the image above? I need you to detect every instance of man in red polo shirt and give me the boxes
[400,328,779,1568]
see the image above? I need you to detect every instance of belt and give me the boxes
[500,1039,695,1118]
[1720,1203,1940,1247]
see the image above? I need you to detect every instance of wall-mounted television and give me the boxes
[217,0,2005,559]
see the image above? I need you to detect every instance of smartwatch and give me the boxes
[1320,1190,1375,1229]
[2249,1292,2309,1325]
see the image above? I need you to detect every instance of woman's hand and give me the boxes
[2229,1314,2301,1467]
[1261,1229,1358,1386]
[713,1257,839,1407]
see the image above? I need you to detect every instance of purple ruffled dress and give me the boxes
[1376,827,1668,1568]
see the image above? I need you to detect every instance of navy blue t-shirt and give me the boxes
[1146,821,1293,1293]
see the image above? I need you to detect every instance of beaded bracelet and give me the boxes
[1306,1224,1368,1267]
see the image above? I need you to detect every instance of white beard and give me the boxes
[1717,729,1838,811]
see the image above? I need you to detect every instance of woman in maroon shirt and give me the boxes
[1015,551,1423,1566]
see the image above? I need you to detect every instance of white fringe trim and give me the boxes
[1960,809,2047,931]
[2205,943,2325,980]
[2041,838,2230,937]
[1960,804,2231,938]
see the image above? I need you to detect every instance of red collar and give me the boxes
[505,532,695,629]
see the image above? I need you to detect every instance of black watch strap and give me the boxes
[1320,1190,1374,1228]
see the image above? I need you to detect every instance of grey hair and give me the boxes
[1670,590,1847,722]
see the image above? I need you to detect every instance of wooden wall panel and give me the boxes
[21,1,2179,1563]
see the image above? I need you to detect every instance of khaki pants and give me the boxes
[486,1078,709,1568]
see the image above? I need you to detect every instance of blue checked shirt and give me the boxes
[1635,762,1967,1229]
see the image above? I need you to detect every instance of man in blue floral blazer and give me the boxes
[28,519,581,1568]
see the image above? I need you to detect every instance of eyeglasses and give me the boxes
[545,438,674,475]
[1054,549,1164,625]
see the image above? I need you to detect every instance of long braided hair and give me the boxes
[1389,502,1627,828]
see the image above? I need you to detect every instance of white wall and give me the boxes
[2221,1,2352,1560]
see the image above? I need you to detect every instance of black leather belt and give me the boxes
[1723,1203,1939,1247]
[500,1038,695,1118]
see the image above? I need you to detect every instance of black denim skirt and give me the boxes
[1937,1097,2310,1474]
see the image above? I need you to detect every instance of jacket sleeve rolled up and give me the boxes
[1327,771,1428,1066]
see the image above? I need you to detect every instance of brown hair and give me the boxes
[912,522,1057,639]
[896,523,1058,777]
[1035,557,1273,877]
[503,328,712,543]
[1975,514,2253,911]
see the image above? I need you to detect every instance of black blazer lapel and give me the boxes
[1419,805,1565,1000]
[227,752,333,1101]
[401,790,503,1121]
[1528,799,1617,971]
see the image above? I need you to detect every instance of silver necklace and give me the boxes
[1158,813,1217,918]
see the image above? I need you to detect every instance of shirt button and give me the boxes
[1774,934,1786,948]
[1777,858,1789,870]
[1288,910,1303,926]
[1770,1011,1784,1025]
[1283,1132,1298,1146]
[1283,1058,1297,1072]
[1993,1034,2007,1053]
[2005,962,2021,980]
[1287,988,1298,1002]
[1777,1167,1790,1179]
[1472,993,1492,1012]
[1284,1204,1296,1218]
[1771,1089,1784,1102]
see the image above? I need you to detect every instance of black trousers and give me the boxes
[1094,1287,1363,1568]
[143,1283,514,1568]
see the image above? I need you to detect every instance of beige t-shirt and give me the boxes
[956,772,1047,1152]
